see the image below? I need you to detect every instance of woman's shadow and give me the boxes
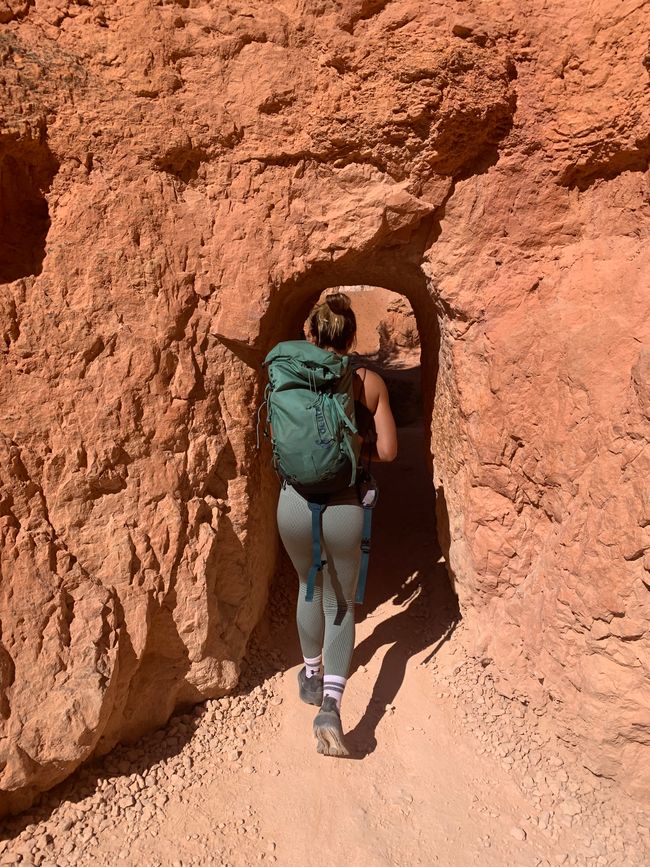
[345,421,460,758]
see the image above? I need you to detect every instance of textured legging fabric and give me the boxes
[277,484,363,678]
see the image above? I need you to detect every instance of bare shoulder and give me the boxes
[356,367,387,393]
[354,367,388,413]
[355,366,397,459]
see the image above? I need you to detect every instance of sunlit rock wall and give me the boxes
[0,0,647,811]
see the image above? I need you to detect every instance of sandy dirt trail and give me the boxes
[114,423,550,867]
[1,418,649,867]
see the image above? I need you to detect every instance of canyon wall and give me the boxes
[0,0,648,812]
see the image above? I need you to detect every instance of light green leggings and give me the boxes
[277,484,363,678]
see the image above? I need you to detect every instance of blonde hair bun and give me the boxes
[324,292,352,315]
[308,291,357,352]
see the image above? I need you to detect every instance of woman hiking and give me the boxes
[271,292,398,756]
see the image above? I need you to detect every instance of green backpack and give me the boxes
[260,340,374,605]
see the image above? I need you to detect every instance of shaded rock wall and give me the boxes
[0,0,648,811]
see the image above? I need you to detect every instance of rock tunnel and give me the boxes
[261,282,462,741]
[250,242,455,588]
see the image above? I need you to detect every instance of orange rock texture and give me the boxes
[0,0,648,811]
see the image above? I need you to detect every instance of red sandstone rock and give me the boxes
[376,296,420,363]
[0,0,648,811]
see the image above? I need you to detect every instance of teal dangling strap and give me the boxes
[355,505,373,605]
[329,395,358,485]
[306,501,327,602]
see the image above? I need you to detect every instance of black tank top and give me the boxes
[353,370,376,445]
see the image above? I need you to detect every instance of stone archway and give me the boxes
[251,250,451,589]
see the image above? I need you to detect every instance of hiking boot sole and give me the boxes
[313,718,350,757]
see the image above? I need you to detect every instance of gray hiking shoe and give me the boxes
[313,696,349,757]
[297,666,323,706]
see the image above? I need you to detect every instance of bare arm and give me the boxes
[372,375,398,461]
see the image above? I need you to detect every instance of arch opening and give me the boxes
[260,279,460,724]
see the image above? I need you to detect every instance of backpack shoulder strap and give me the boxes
[352,366,368,401]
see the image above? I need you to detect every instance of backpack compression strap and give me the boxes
[305,501,327,602]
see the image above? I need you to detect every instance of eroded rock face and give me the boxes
[425,2,650,799]
[0,0,647,810]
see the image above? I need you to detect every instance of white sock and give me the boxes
[303,654,322,679]
[323,675,347,710]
